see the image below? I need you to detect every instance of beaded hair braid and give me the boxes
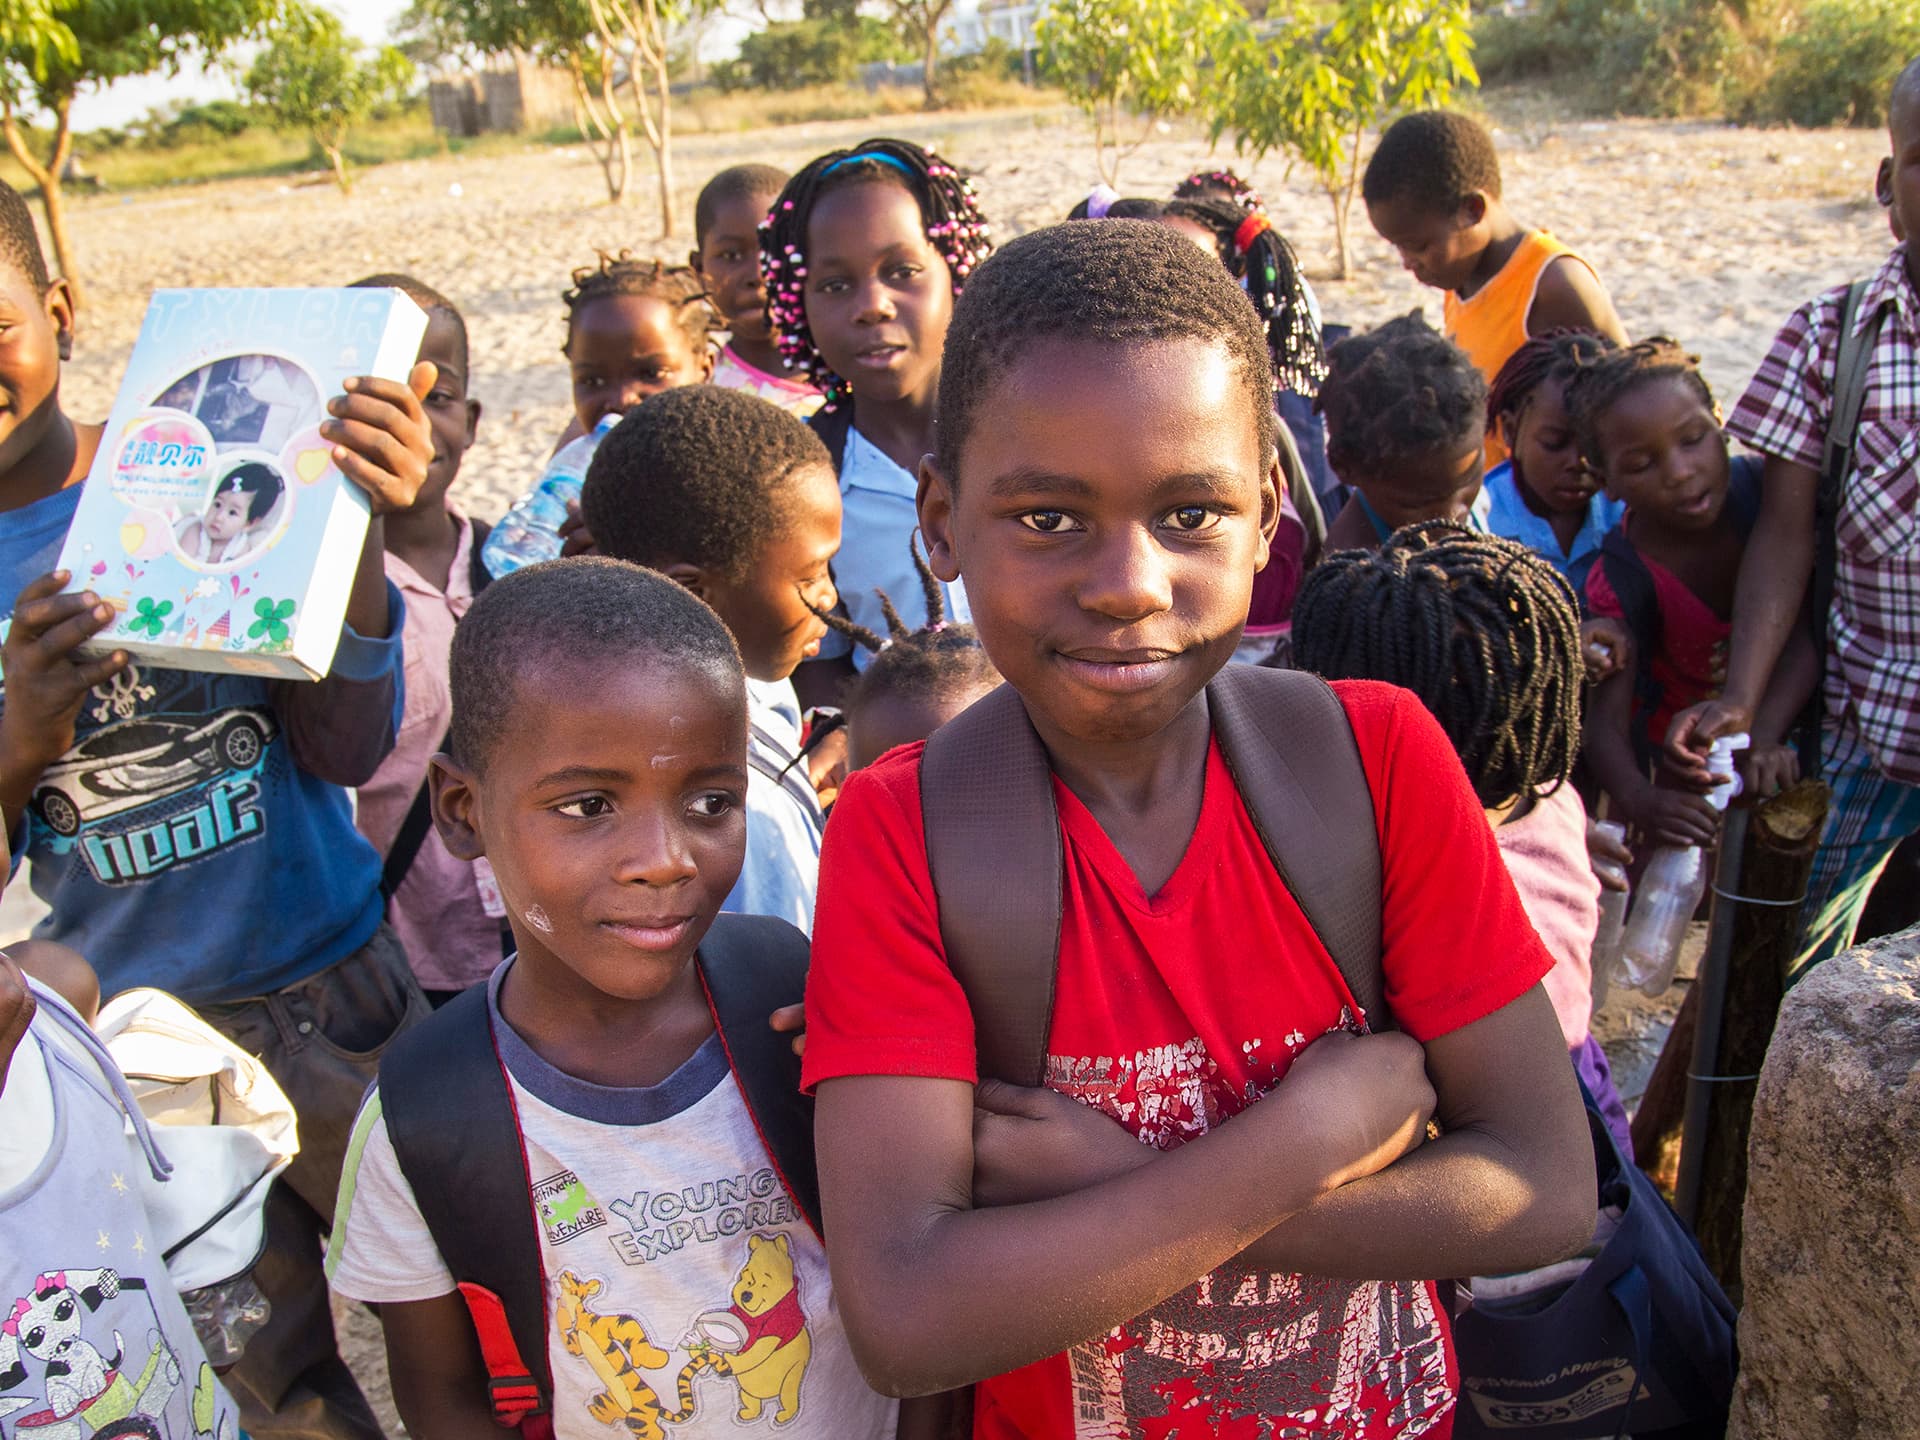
[814,540,999,714]
[1562,336,1720,471]
[561,251,718,356]
[1164,195,1326,398]
[1293,522,1584,810]
[1483,328,1616,451]
[758,138,993,412]
[1173,169,1265,214]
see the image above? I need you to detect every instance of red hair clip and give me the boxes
[1233,212,1272,255]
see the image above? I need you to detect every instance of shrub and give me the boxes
[1753,0,1920,126]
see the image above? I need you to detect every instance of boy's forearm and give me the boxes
[820,1077,1345,1395]
[1723,459,1818,715]
[1580,692,1650,823]
[1750,620,1821,746]
[344,517,393,640]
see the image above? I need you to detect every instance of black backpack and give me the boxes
[377,912,819,1434]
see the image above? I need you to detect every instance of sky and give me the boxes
[70,0,410,132]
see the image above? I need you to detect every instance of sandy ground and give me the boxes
[9,99,1883,1435]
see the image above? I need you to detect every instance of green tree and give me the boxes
[890,0,958,107]
[245,5,413,193]
[0,0,281,302]
[1212,0,1477,280]
[1036,0,1241,186]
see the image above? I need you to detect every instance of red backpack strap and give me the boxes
[381,986,553,1427]
[919,683,1061,1088]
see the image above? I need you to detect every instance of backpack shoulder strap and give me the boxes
[694,912,822,1235]
[1597,529,1664,757]
[807,404,854,475]
[1207,667,1389,1030]
[380,986,551,1426]
[919,684,1060,1087]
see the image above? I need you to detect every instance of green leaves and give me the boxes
[243,3,414,190]
[248,596,295,645]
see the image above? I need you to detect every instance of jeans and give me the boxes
[199,923,429,1440]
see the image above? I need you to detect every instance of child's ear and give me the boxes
[464,398,482,449]
[45,277,75,361]
[662,559,713,603]
[916,454,961,583]
[689,248,704,274]
[430,753,486,862]
[696,347,715,383]
[1458,192,1490,231]
[1877,157,1895,207]
[1253,456,1282,572]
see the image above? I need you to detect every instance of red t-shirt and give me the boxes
[803,681,1553,1439]
[1584,537,1731,751]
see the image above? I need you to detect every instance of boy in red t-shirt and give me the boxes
[801,220,1594,1438]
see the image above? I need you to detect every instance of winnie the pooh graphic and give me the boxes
[700,1232,812,1424]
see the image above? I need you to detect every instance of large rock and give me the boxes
[1729,926,1920,1439]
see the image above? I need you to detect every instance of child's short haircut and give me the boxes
[759,137,992,410]
[1317,312,1487,478]
[0,179,49,295]
[562,251,717,357]
[1484,328,1616,449]
[818,540,999,719]
[218,461,283,523]
[936,219,1277,475]
[580,385,831,580]
[694,163,790,245]
[1362,110,1503,215]
[1162,195,1326,397]
[1173,169,1265,213]
[1294,523,1583,809]
[1564,336,1718,470]
[350,271,468,371]
[450,556,743,771]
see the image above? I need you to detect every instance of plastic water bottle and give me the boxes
[1616,734,1747,996]
[482,413,619,577]
[1589,818,1630,1010]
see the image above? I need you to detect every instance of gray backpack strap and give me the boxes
[1208,667,1389,1031]
[918,683,1060,1087]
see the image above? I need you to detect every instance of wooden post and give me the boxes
[1690,778,1828,1298]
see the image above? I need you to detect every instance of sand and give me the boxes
[52,100,1896,524]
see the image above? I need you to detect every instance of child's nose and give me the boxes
[613,815,699,886]
[1079,526,1174,622]
[852,278,896,323]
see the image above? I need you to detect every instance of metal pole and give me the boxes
[1674,804,1750,1228]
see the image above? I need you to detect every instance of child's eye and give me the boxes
[889,263,924,282]
[690,792,737,819]
[1019,510,1076,534]
[554,796,613,819]
[1165,505,1221,532]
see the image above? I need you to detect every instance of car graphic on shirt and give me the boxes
[30,708,278,837]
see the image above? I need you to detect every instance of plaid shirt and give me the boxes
[1727,245,1920,784]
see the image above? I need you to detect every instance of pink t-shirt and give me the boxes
[355,514,504,991]
[710,345,824,418]
[1492,783,1600,1048]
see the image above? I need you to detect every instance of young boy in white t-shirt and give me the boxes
[326,558,896,1439]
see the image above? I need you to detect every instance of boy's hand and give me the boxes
[1277,1030,1435,1190]
[807,727,848,807]
[1580,618,1632,685]
[1742,742,1800,800]
[1631,785,1720,848]
[0,953,33,1098]
[971,1079,1149,1208]
[769,1002,805,1058]
[1,572,130,783]
[1665,699,1751,784]
[323,362,437,515]
[1586,819,1633,892]
[559,500,598,557]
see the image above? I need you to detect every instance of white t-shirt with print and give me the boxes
[328,969,895,1440]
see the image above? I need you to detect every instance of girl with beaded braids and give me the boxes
[1173,167,1265,213]
[758,138,989,700]
[1293,521,1635,1156]
[560,251,716,438]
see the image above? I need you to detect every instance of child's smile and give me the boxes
[927,335,1275,747]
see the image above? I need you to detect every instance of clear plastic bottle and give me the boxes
[1615,734,1746,996]
[1589,818,1630,1011]
[182,1274,271,1366]
[481,412,620,578]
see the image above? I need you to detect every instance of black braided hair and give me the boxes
[1483,328,1616,452]
[561,251,718,358]
[1293,522,1583,810]
[0,180,49,295]
[815,539,1000,719]
[1173,169,1265,213]
[758,138,993,412]
[1316,312,1486,479]
[1362,110,1503,214]
[1563,336,1719,473]
[1163,195,1326,398]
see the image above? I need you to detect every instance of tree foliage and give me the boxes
[1212,0,1478,279]
[245,3,413,193]
[0,0,281,298]
[1035,0,1242,186]
[1750,0,1920,126]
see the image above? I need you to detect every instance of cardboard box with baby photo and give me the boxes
[55,288,427,680]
